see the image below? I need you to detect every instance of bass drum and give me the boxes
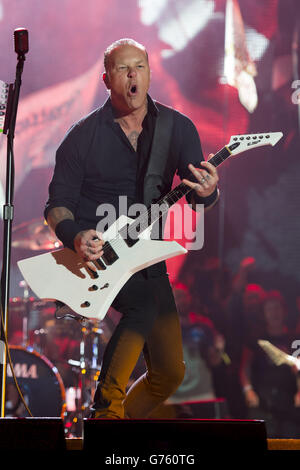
[5,346,66,418]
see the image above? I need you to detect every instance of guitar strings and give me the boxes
[96,182,192,259]
[92,149,225,266]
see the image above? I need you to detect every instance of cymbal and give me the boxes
[12,218,62,251]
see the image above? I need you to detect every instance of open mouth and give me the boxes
[129,85,138,95]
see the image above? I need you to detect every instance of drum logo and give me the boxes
[7,362,38,379]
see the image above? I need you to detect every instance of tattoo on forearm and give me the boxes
[47,207,74,230]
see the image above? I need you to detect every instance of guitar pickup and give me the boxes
[121,223,140,248]
[101,242,119,265]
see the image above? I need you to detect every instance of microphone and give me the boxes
[14,28,29,56]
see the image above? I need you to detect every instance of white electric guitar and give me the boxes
[258,340,300,370]
[17,132,283,321]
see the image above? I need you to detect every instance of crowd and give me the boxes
[173,256,300,438]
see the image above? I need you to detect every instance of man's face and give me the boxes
[263,300,285,327]
[103,45,150,114]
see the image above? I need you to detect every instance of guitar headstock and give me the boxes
[227,132,283,155]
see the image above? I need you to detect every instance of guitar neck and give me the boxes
[158,144,232,208]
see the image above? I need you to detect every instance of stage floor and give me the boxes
[65,438,300,451]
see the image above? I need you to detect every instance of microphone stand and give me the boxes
[0,49,27,417]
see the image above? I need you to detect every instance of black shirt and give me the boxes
[44,95,217,276]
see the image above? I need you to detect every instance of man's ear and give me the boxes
[102,72,110,89]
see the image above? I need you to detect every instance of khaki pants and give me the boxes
[91,272,185,419]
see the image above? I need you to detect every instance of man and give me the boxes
[44,38,219,419]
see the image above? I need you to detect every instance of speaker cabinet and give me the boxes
[0,417,66,450]
[83,418,267,456]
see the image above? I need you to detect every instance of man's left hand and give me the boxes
[182,153,219,198]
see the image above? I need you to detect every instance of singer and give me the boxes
[44,38,219,419]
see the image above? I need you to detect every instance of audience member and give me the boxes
[240,290,300,437]
[167,282,225,403]
[220,257,265,417]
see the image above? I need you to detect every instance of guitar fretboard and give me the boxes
[122,145,232,239]
[209,145,232,168]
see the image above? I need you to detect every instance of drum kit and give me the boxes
[5,218,115,437]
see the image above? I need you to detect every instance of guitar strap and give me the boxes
[143,102,174,208]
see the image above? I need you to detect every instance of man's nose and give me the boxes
[128,68,137,77]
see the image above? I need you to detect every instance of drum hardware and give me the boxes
[13,279,47,349]
[7,279,95,434]
[63,320,103,437]
[22,296,33,348]
[8,282,108,436]
[6,295,73,427]
[8,281,31,348]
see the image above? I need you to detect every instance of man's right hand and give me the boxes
[74,229,104,272]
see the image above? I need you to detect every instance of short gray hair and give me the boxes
[103,38,148,71]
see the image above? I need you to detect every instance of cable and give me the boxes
[0,300,33,417]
